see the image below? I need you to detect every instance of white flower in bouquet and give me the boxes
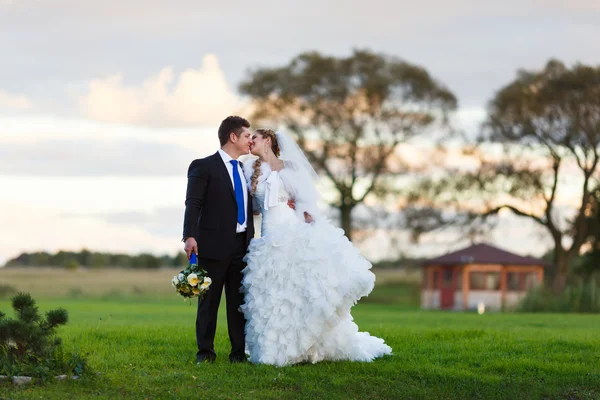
[171,276,179,287]
[187,273,200,286]
[200,277,212,290]
[178,273,185,282]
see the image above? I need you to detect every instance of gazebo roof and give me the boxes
[422,243,551,267]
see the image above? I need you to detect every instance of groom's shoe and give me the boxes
[196,354,216,364]
[229,356,248,364]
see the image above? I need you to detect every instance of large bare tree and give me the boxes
[239,49,457,240]
[407,60,600,292]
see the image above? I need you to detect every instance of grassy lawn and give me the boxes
[1,296,599,399]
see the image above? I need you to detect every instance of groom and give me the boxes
[182,116,255,364]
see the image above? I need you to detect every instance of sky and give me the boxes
[1,0,599,265]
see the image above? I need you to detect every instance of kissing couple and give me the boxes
[182,116,392,366]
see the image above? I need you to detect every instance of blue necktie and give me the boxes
[230,160,245,225]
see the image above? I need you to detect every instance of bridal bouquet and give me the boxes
[171,253,212,301]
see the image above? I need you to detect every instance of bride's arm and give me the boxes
[288,199,313,222]
[253,197,261,216]
[279,166,322,222]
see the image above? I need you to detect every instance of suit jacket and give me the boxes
[182,152,255,260]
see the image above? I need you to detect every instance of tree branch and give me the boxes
[483,205,546,227]
[358,139,399,202]
[542,156,563,243]
[544,156,561,205]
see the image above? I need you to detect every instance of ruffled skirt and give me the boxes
[241,219,392,366]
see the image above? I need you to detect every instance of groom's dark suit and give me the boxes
[183,151,254,362]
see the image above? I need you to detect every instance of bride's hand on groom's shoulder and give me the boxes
[184,237,198,259]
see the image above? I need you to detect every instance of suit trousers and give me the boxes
[195,232,247,360]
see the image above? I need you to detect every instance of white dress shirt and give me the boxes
[218,149,248,233]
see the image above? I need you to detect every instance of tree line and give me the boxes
[3,249,188,269]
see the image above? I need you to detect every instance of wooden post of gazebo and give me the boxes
[500,268,507,309]
[462,265,469,310]
[426,267,434,308]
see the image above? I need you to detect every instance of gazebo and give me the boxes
[421,243,550,311]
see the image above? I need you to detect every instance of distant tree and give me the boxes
[32,252,50,266]
[131,253,161,269]
[406,60,600,292]
[172,251,188,267]
[89,253,110,268]
[78,249,92,267]
[51,250,70,267]
[63,259,79,270]
[240,49,457,240]
[110,253,132,268]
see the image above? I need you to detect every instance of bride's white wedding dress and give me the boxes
[241,160,392,366]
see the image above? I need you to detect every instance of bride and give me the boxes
[240,128,392,367]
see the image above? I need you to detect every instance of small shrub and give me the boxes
[0,292,88,379]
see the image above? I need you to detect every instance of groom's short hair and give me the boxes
[218,116,250,146]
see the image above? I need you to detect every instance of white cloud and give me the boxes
[0,114,223,176]
[0,176,185,214]
[0,90,32,110]
[79,54,244,127]
[536,0,600,12]
[0,114,221,150]
[88,207,183,237]
[0,203,180,265]
[0,138,197,176]
[0,175,189,264]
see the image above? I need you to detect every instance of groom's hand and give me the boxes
[184,237,198,259]
[304,212,314,224]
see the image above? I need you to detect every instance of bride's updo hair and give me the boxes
[251,129,280,196]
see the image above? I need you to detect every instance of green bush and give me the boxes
[63,258,79,270]
[519,278,600,313]
[0,292,88,380]
[0,283,17,299]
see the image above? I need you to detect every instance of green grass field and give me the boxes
[1,296,599,399]
[1,268,599,399]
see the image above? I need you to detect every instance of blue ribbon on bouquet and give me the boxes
[190,253,197,265]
